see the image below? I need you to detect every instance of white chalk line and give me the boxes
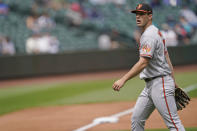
[183,84,197,92]
[73,83,197,131]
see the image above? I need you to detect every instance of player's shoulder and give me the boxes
[142,25,159,38]
[140,25,160,45]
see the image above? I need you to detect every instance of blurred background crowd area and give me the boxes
[0,0,197,55]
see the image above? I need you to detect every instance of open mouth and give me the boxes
[136,20,141,24]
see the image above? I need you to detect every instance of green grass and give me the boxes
[188,89,197,97]
[0,71,197,115]
[113,127,197,131]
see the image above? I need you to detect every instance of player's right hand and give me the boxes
[112,79,125,91]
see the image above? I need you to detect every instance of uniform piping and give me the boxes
[162,77,178,131]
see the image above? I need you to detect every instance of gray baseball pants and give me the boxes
[131,75,185,131]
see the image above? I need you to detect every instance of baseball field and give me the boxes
[0,65,197,131]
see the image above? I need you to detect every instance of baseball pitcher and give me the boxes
[112,3,188,131]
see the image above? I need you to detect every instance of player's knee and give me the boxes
[131,115,145,129]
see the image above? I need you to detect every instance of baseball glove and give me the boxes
[175,88,191,111]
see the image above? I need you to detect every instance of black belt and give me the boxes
[144,75,164,82]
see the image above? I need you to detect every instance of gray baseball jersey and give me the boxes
[131,25,185,131]
[139,25,171,79]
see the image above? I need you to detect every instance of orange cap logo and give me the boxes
[137,4,142,9]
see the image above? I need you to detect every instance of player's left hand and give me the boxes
[112,79,125,91]
[175,87,191,111]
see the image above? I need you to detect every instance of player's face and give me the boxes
[135,12,152,27]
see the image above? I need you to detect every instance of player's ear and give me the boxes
[148,14,152,20]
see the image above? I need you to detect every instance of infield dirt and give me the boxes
[0,99,196,131]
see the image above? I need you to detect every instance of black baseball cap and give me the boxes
[131,3,153,14]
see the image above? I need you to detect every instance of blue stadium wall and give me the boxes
[0,45,197,79]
